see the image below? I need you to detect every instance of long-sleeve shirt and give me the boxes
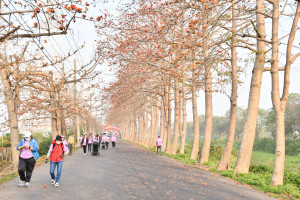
[156,138,162,146]
[20,141,33,159]
[68,136,75,145]
[82,138,88,145]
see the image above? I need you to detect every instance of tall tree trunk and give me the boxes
[61,109,67,138]
[0,68,20,169]
[190,69,200,160]
[217,0,238,171]
[142,109,149,146]
[133,116,138,143]
[170,79,180,155]
[137,115,143,144]
[271,2,300,186]
[178,85,182,153]
[152,99,160,147]
[199,9,213,164]
[76,114,81,143]
[162,92,168,152]
[234,0,266,174]
[146,101,154,147]
[57,109,62,136]
[179,83,187,154]
[51,114,58,140]
[148,96,156,147]
[160,98,165,148]
[166,85,172,153]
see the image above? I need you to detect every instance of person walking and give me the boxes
[62,135,68,146]
[67,133,75,156]
[156,136,162,155]
[88,135,93,152]
[111,135,117,147]
[16,131,39,187]
[105,133,110,149]
[81,134,88,155]
[45,135,69,187]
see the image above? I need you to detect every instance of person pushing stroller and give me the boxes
[91,136,100,156]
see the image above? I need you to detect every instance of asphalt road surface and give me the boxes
[0,140,276,200]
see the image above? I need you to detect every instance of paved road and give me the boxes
[0,140,276,200]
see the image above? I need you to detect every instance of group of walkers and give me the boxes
[79,132,117,155]
[16,131,118,188]
[17,132,70,188]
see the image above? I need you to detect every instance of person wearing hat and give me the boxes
[61,135,68,147]
[16,131,39,187]
[45,135,69,187]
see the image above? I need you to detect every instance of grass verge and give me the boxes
[129,140,300,200]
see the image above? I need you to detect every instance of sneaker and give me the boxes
[51,179,56,185]
[23,182,30,187]
[18,181,25,187]
[54,182,59,187]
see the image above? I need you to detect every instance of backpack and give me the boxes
[52,143,64,155]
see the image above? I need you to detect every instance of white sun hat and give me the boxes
[24,131,32,138]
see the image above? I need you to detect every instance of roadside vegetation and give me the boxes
[147,139,300,199]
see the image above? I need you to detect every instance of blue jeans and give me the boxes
[50,161,63,183]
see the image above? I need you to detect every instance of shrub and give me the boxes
[285,140,300,156]
[284,171,300,187]
[209,140,224,159]
[253,138,275,154]
[249,164,272,173]
[252,138,300,156]
[37,135,52,156]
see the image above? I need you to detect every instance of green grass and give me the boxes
[0,172,18,184]
[251,151,300,172]
[138,140,300,200]
[147,146,198,165]
[203,150,300,199]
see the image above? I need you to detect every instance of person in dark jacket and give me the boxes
[46,135,68,187]
[81,134,88,155]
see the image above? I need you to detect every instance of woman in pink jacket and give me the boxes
[111,135,117,147]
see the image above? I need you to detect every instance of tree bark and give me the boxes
[217,0,238,171]
[170,79,180,155]
[234,0,266,174]
[0,67,20,169]
[190,70,200,160]
[162,92,168,152]
[146,98,154,147]
[152,98,160,147]
[199,6,213,164]
[160,98,165,149]
[179,83,187,154]
[142,109,149,146]
[271,2,300,186]
[200,45,213,163]
[166,84,172,153]
[51,114,58,140]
